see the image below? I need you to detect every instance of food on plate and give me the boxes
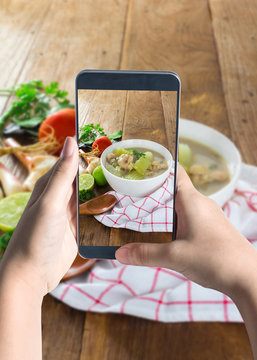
[178,143,193,172]
[0,80,74,136]
[179,137,230,196]
[92,165,107,186]
[0,192,31,231]
[39,108,75,155]
[0,162,24,195]
[79,173,95,202]
[4,137,58,191]
[105,147,168,179]
[79,151,101,174]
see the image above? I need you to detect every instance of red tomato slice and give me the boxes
[39,108,75,155]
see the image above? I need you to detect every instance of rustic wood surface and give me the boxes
[0,0,256,359]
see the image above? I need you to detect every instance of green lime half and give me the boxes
[0,192,31,231]
[79,173,94,191]
[93,165,108,186]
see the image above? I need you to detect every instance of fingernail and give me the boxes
[60,137,74,158]
[115,247,132,264]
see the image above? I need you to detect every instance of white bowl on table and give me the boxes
[101,139,173,197]
[179,119,242,207]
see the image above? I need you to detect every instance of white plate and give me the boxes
[179,119,241,207]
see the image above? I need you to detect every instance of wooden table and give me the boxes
[1,0,256,359]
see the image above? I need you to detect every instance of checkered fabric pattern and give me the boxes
[51,163,257,322]
[94,173,174,232]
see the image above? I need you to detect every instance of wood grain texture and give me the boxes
[209,0,257,165]
[81,313,253,360]
[42,295,85,360]
[120,0,230,136]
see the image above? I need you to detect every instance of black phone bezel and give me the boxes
[75,70,180,259]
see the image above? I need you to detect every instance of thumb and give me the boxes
[115,241,184,269]
[43,137,78,205]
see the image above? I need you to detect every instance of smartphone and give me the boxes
[75,70,180,259]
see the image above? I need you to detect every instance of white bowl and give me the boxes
[101,139,173,197]
[179,119,242,207]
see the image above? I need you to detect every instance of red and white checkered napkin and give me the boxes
[51,163,257,323]
[94,174,174,232]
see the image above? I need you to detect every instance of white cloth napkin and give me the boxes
[94,174,174,232]
[51,163,257,322]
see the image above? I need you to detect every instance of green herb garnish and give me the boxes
[108,130,122,142]
[79,123,106,145]
[0,229,14,259]
[0,80,74,134]
[131,149,146,160]
[79,189,95,202]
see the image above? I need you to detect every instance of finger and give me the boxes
[115,240,185,269]
[26,159,60,209]
[67,181,78,238]
[42,137,78,207]
[176,164,195,193]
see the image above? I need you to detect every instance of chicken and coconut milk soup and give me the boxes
[105,148,168,180]
[179,137,230,196]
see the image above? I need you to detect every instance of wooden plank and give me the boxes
[209,0,257,164]
[0,0,52,113]
[15,0,129,100]
[82,313,253,360]
[120,0,230,136]
[42,295,85,360]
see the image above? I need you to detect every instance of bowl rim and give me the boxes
[179,118,242,199]
[101,138,173,183]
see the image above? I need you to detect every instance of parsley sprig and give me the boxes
[79,123,106,145]
[0,80,74,134]
[79,124,122,146]
[131,149,146,160]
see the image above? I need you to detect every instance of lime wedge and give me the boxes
[79,173,94,191]
[0,192,31,231]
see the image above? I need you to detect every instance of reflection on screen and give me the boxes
[77,90,177,247]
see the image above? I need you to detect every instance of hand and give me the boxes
[116,165,257,298]
[0,137,78,298]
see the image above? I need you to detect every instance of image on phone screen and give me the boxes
[76,71,179,257]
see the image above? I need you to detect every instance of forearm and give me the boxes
[0,261,43,360]
[231,283,257,360]
[228,253,257,360]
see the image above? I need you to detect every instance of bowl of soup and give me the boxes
[101,139,173,197]
[179,119,241,207]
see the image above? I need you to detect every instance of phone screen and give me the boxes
[77,89,178,248]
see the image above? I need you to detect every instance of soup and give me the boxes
[105,147,168,180]
[179,137,230,196]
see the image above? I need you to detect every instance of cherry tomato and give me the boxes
[92,136,112,156]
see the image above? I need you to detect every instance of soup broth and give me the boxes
[179,137,230,196]
[105,147,168,180]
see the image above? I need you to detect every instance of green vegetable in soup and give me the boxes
[179,143,193,171]
[105,164,122,177]
[114,148,132,157]
[124,170,144,180]
[134,156,151,176]
[145,151,153,162]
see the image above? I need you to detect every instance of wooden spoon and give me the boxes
[79,194,117,215]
